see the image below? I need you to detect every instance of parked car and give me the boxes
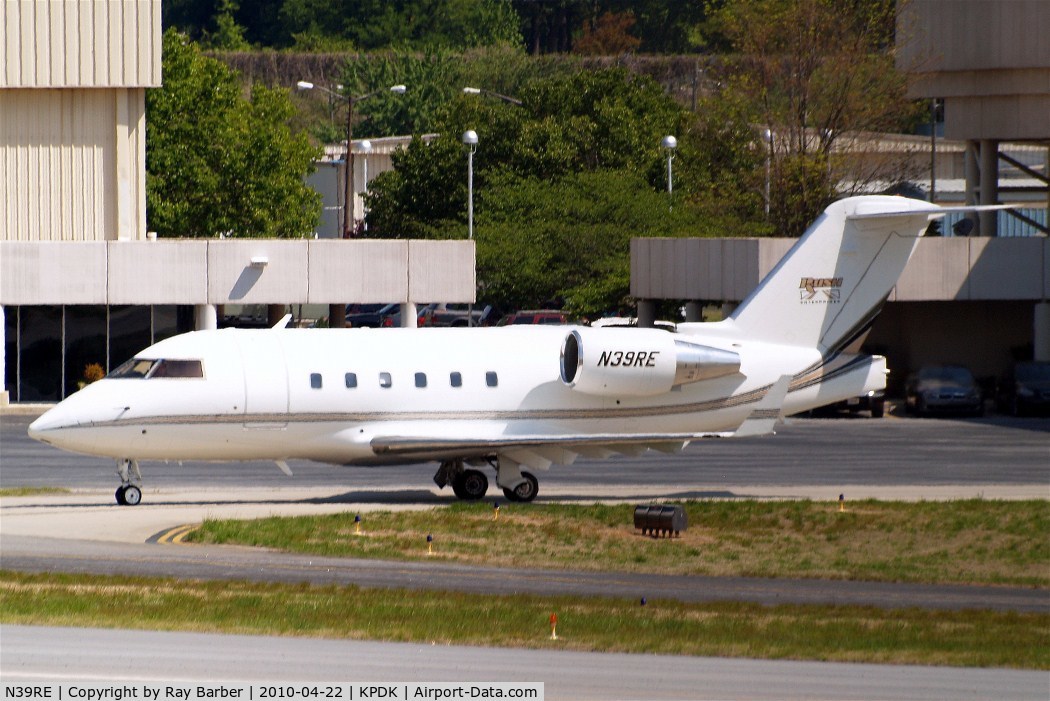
[997,361,1050,416]
[496,310,569,325]
[418,303,496,327]
[344,303,399,328]
[904,365,984,417]
[381,303,434,328]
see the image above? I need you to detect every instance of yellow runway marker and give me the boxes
[149,524,198,544]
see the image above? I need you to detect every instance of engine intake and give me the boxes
[560,328,740,397]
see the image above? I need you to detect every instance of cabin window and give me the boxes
[415,372,427,388]
[486,371,498,387]
[310,373,323,389]
[379,372,392,388]
[345,373,358,388]
[450,372,462,388]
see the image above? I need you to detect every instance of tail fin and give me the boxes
[728,196,936,354]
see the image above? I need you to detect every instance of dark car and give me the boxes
[997,361,1050,416]
[904,365,984,417]
[344,303,399,328]
[496,310,569,325]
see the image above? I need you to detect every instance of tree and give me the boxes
[363,67,749,315]
[573,12,641,56]
[147,30,321,238]
[714,0,913,235]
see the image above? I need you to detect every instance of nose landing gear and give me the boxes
[115,459,143,506]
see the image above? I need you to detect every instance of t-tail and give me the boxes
[718,195,948,354]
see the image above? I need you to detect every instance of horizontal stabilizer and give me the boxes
[847,203,1015,221]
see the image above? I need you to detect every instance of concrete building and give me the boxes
[0,0,473,404]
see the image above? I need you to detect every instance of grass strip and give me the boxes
[0,487,71,497]
[2,570,1047,669]
[188,499,1050,587]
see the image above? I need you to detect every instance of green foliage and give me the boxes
[147,30,322,238]
[341,51,463,137]
[713,0,912,235]
[199,0,252,50]
[363,65,765,314]
[277,0,521,51]
[476,170,710,315]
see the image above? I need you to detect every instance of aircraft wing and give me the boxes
[370,375,792,470]
[372,432,700,463]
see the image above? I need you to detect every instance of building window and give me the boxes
[345,372,358,388]
[486,371,498,387]
[379,372,392,388]
[450,371,462,387]
[310,373,322,389]
[415,372,427,388]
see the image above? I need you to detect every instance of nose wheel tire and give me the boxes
[502,471,539,503]
[116,484,142,506]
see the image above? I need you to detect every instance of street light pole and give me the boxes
[297,81,406,239]
[297,81,405,327]
[661,135,677,210]
[463,130,478,240]
[462,130,479,326]
[361,139,372,232]
[461,86,523,106]
[762,128,772,220]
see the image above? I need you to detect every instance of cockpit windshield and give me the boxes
[108,358,204,379]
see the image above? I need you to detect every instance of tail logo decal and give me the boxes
[799,277,843,304]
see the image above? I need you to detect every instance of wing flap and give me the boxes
[370,432,706,460]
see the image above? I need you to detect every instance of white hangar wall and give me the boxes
[1,0,160,242]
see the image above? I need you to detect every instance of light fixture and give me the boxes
[662,135,677,200]
[249,256,269,268]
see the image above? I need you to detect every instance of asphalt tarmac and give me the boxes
[4,625,1049,701]
[3,411,1049,495]
[2,409,1048,699]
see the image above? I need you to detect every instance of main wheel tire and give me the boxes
[115,486,127,505]
[502,471,539,503]
[121,485,142,506]
[452,469,488,500]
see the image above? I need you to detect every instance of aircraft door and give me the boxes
[237,333,289,428]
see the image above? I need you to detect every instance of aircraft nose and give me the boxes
[28,404,77,444]
[26,391,105,454]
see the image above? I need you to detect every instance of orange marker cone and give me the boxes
[549,613,558,640]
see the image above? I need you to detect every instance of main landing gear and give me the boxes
[433,458,540,503]
[115,458,143,506]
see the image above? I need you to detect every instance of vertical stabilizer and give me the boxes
[728,196,934,354]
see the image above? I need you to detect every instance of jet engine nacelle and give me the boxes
[560,327,741,397]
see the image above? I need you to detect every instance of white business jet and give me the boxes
[28,196,965,505]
